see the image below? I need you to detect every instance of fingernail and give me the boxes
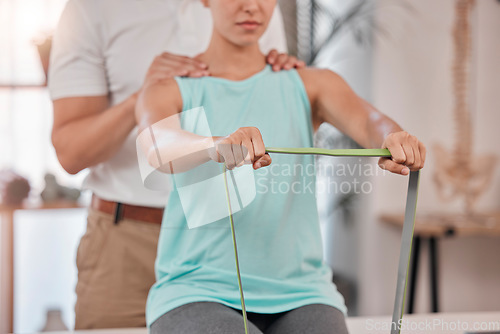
[403,167,409,174]
[255,162,261,169]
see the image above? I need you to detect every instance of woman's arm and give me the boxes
[298,68,426,175]
[135,78,213,173]
[135,79,271,173]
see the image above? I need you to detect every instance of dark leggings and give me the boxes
[150,302,349,334]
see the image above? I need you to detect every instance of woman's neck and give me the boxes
[196,30,267,80]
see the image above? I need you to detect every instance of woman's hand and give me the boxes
[378,131,426,175]
[266,49,306,71]
[208,127,272,170]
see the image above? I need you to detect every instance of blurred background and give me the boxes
[0,0,499,333]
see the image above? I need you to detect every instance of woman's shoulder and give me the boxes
[296,67,343,85]
[142,77,183,113]
[296,67,345,98]
[144,77,183,98]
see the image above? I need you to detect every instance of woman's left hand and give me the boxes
[266,49,306,71]
[378,131,426,175]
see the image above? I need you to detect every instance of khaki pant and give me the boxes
[74,208,161,329]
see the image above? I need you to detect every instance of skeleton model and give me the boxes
[433,0,496,216]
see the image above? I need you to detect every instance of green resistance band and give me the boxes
[222,147,420,334]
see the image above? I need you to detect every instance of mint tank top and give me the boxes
[146,65,347,326]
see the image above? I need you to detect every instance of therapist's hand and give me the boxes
[266,49,306,71]
[208,127,272,170]
[143,52,210,89]
[143,51,304,89]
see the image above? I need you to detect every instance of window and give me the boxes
[0,0,86,194]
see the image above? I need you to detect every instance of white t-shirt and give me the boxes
[48,0,288,207]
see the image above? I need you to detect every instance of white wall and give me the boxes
[14,209,87,332]
[313,0,376,316]
[359,0,500,315]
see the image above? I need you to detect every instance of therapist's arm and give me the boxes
[298,68,426,175]
[52,94,137,175]
[51,53,211,175]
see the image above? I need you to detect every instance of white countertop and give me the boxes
[38,312,500,334]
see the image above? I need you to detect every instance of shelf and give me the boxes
[0,199,85,212]
[380,211,500,237]
[0,84,46,89]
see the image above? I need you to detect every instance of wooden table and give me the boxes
[0,200,84,334]
[36,312,500,334]
[381,211,500,314]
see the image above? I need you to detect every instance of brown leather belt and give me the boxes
[91,194,164,225]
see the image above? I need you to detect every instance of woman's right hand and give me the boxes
[208,127,272,170]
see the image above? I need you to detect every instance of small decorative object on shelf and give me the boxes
[39,309,68,332]
[41,173,80,203]
[33,33,52,86]
[0,169,31,205]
